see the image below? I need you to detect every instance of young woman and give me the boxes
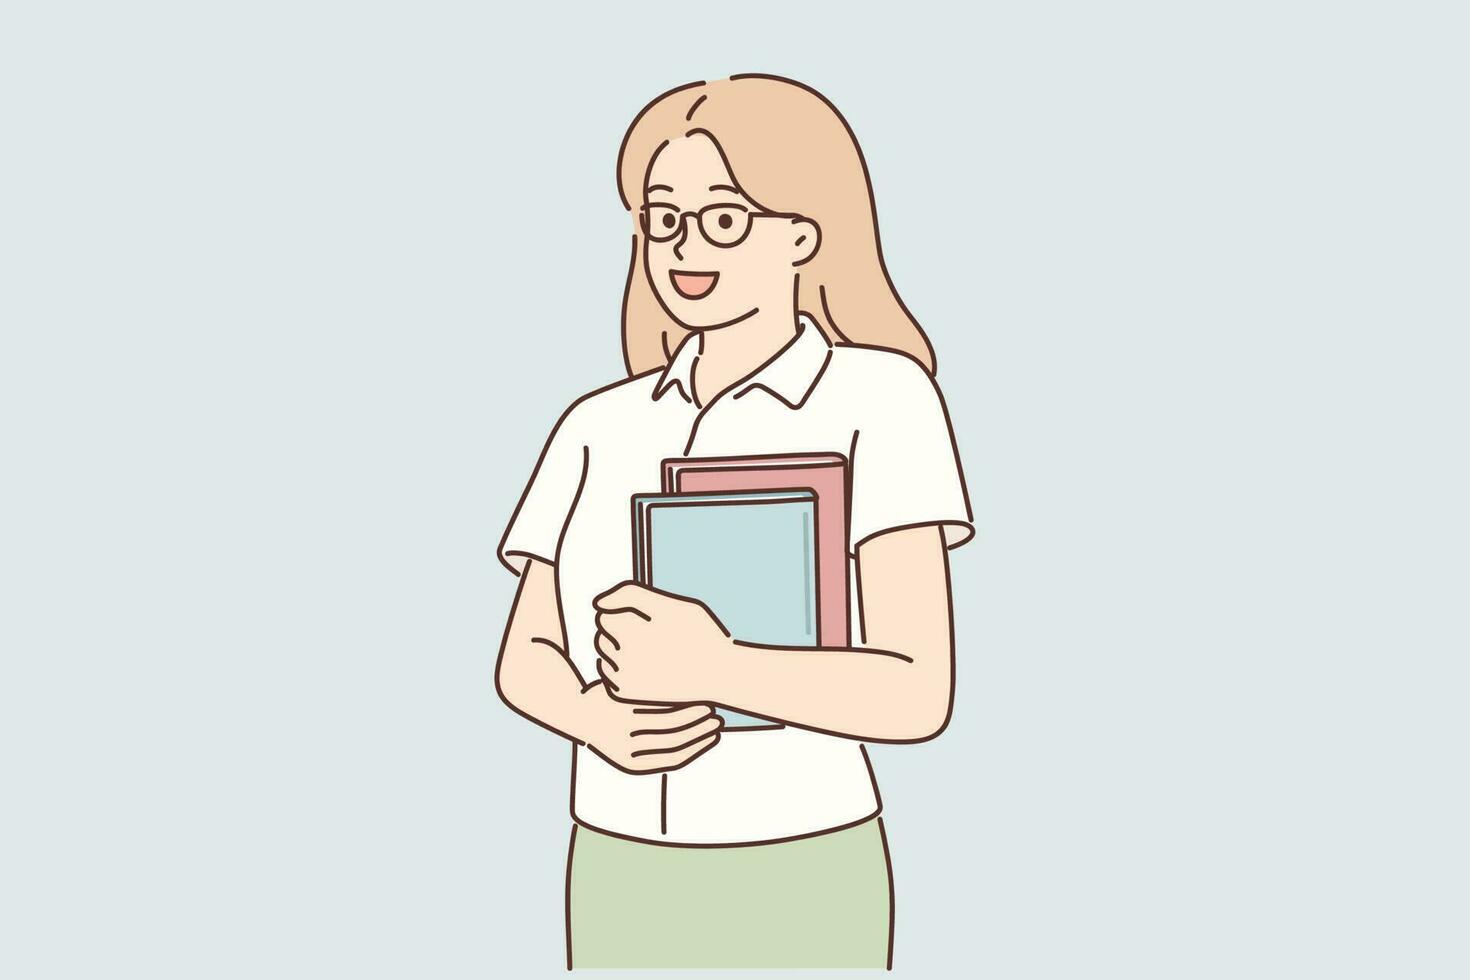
[495,75,972,969]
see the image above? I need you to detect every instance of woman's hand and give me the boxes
[575,680,723,774]
[593,582,734,705]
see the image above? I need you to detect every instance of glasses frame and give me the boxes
[639,201,793,249]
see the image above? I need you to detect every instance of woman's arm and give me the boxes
[497,557,724,772]
[593,523,955,743]
[496,557,593,741]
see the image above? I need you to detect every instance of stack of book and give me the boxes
[631,453,849,730]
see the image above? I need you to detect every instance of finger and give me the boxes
[594,621,620,650]
[596,658,620,692]
[593,580,644,607]
[630,702,715,729]
[630,715,723,754]
[592,582,656,617]
[594,630,620,668]
[631,731,721,773]
[595,610,644,642]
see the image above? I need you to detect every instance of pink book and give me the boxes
[662,453,850,647]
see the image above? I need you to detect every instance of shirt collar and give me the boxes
[652,313,833,409]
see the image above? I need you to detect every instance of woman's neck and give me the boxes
[691,305,800,407]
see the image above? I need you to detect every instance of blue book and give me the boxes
[631,489,818,730]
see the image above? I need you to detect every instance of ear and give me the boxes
[789,217,822,267]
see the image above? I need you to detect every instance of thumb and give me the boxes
[593,581,657,617]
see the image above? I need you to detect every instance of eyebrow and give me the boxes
[646,183,674,194]
[708,183,740,193]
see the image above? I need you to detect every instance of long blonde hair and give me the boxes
[616,74,937,376]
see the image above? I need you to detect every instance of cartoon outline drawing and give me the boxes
[495,74,972,970]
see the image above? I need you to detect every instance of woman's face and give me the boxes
[642,133,819,331]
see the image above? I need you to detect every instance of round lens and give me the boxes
[700,205,750,246]
[643,204,682,241]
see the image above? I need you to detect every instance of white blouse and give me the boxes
[499,316,972,844]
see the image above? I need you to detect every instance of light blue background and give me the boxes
[2,2,1466,978]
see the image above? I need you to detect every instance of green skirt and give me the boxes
[566,817,893,969]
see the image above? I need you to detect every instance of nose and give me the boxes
[672,212,692,261]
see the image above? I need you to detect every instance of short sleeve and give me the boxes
[848,357,973,553]
[497,402,588,575]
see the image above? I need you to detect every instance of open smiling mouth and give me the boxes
[669,270,719,299]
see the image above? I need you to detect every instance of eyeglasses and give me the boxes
[640,202,783,248]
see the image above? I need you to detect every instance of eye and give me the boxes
[700,205,750,246]
[643,204,682,241]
